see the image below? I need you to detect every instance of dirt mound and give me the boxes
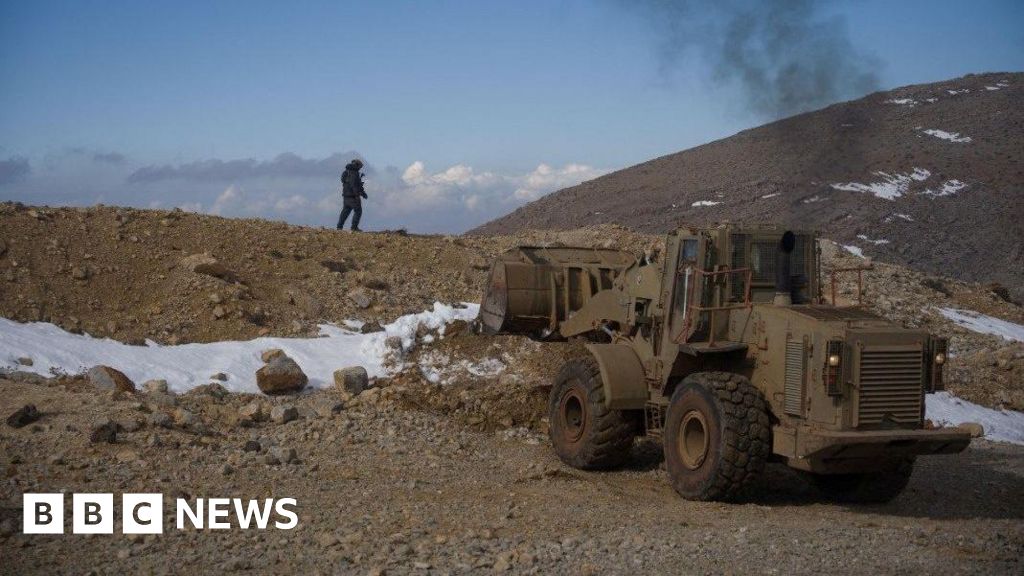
[473,72,1024,300]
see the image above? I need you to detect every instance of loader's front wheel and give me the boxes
[548,357,639,469]
[664,372,770,501]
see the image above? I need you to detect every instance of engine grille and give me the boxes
[857,347,924,426]
[784,340,805,416]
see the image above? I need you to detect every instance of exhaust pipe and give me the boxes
[773,231,796,306]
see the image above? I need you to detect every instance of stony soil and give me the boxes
[473,72,1024,301]
[2,204,1024,574]
[1,373,1022,575]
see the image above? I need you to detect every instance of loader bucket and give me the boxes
[479,246,636,337]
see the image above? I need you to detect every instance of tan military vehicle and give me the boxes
[479,226,974,502]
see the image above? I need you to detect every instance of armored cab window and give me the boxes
[679,239,698,263]
[750,241,777,283]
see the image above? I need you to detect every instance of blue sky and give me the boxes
[1,0,1022,232]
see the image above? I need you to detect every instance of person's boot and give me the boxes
[351,227,362,232]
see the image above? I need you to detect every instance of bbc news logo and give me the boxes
[23,493,298,534]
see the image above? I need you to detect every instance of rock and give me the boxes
[958,422,985,438]
[142,379,169,394]
[0,239,6,257]
[87,365,136,392]
[269,446,297,465]
[71,266,91,280]
[119,418,144,433]
[190,382,228,399]
[212,305,227,319]
[242,440,261,452]
[316,531,339,547]
[261,348,285,363]
[16,356,33,366]
[180,253,218,271]
[359,321,384,334]
[6,405,41,428]
[221,464,234,476]
[256,356,308,395]
[173,409,197,427]
[333,367,369,396]
[147,412,173,428]
[270,405,298,425]
[210,372,228,381]
[238,401,268,422]
[89,420,120,444]
[445,319,470,338]
[348,288,372,309]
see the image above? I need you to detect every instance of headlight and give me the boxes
[934,352,946,365]
[828,354,841,367]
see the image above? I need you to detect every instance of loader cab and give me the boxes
[663,226,820,349]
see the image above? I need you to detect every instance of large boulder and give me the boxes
[333,367,368,396]
[87,366,136,392]
[256,355,308,395]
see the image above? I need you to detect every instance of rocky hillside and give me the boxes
[2,202,1022,411]
[472,72,1024,300]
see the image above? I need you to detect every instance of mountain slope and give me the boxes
[472,72,1024,299]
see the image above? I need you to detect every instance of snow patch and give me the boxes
[924,97,938,103]
[0,303,480,394]
[939,308,1024,343]
[802,195,822,204]
[884,213,914,223]
[946,89,969,95]
[760,193,780,199]
[927,392,1024,445]
[842,245,866,258]
[856,234,889,245]
[985,85,1001,91]
[922,179,967,198]
[417,351,505,385]
[920,128,972,143]
[884,98,917,106]
[830,168,931,200]
[691,200,721,207]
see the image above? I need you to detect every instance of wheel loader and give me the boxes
[478,225,976,502]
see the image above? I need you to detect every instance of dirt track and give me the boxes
[2,376,1022,575]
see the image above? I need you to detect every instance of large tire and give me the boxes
[663,372,770,501]
[811,457,915,504]
[548,356,640,469]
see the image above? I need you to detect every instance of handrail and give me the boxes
[673,266,753,345]
[830,265,873,306]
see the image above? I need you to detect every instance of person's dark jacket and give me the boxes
[341,162,367,206]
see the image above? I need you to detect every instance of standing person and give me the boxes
[337,158,367,231]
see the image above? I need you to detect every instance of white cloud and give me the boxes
[2,149,607,234]
[210,184,241,215]
[273,194,309,213]
[512,163,606,201]
[384,160,605,212]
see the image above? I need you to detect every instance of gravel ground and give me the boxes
[2,375,1022,575]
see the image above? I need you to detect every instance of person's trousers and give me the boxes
[337,205,362,230]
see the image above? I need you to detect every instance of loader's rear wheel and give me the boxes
[664,372,770,501]
[811,457,915,504]
[548,357,639,469]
